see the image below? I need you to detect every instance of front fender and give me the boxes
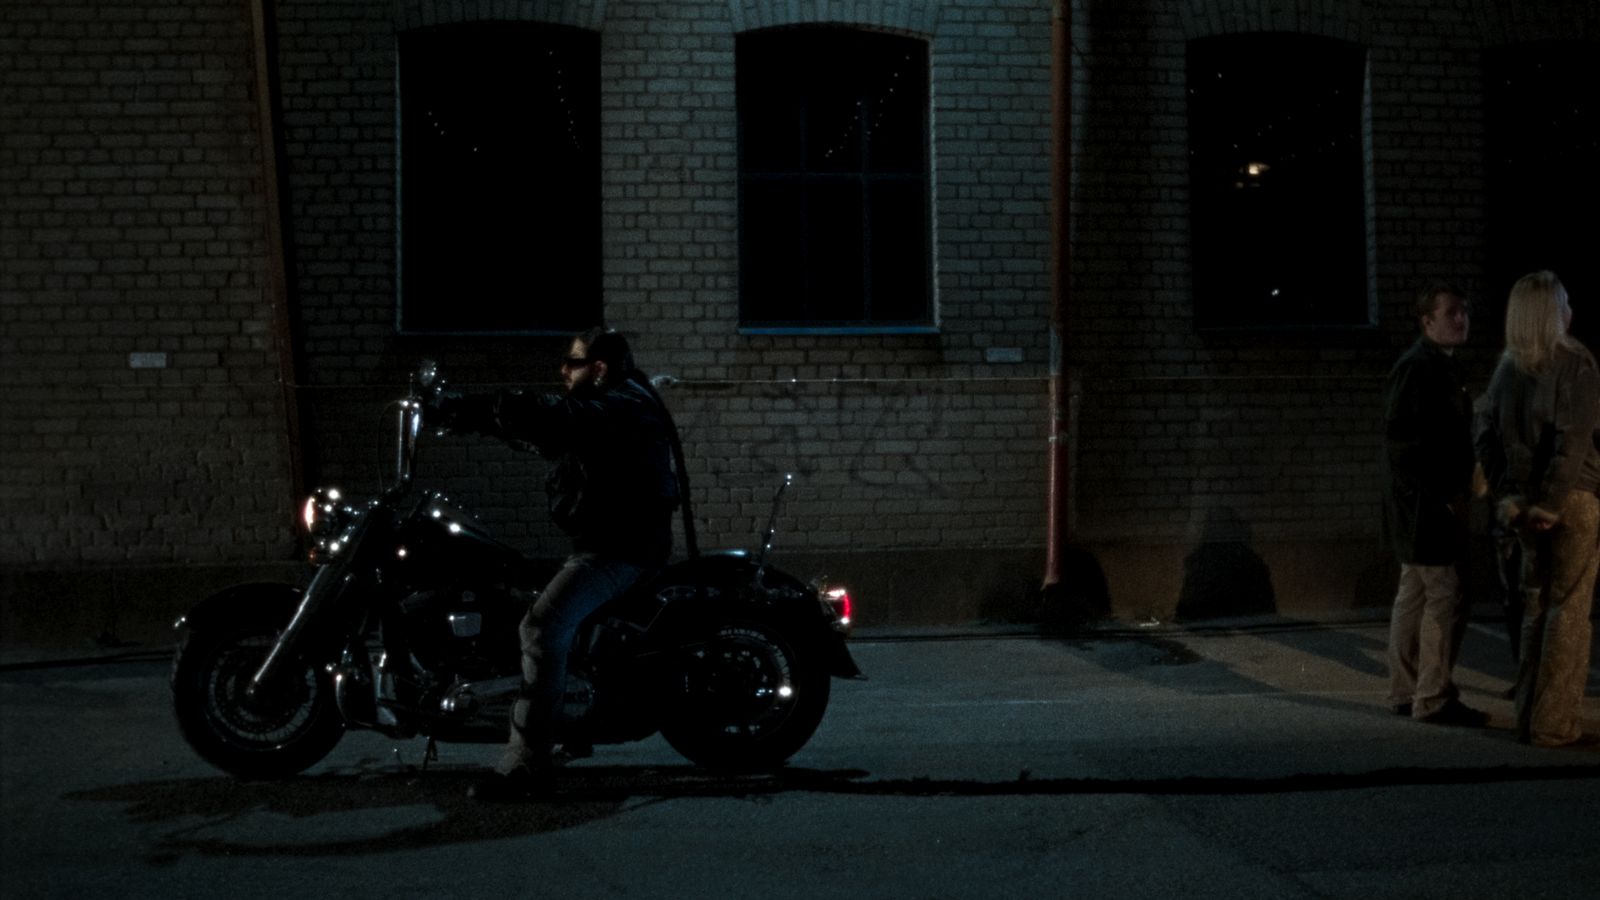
[173,582,302,634]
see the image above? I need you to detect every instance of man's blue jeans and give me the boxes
[496,553,645,775]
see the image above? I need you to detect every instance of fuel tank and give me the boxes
[393,493,541,585]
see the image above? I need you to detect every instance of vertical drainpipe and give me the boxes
[1042,0,1073,599]
[248,0,307,512]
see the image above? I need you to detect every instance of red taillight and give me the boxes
[823,586,853,628]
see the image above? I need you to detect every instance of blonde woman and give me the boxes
[1476,271,1600,748]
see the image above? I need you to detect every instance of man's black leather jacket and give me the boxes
[432,376,679,567]
[1383,337,1474,565]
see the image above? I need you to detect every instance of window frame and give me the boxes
[1185,32,1375,332]
[395,22,603,337]
[735,25,936,334]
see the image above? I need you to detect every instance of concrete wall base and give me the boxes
[0,538,1508,660]
[1,562,310,659]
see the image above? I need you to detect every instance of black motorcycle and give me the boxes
[172,362,859,779]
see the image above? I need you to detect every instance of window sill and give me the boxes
[738,324,940,336]
[1195,322,1381,336]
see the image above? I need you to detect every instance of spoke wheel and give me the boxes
[660,618,830,770]
[172,621,343,778]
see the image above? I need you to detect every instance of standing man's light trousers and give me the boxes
[1387,563,1467,718]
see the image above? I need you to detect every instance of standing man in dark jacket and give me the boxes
[1382,284,1488,727]
[429,328,680,799]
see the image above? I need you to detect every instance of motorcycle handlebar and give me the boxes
[396,361,441,486]
[415,359,440,390]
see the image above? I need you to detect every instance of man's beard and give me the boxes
[568,379,605,398]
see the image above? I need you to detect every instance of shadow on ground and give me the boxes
[70,759,1600,861]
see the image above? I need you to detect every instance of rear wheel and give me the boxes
[659,617,830,770]
[171,620,344,778]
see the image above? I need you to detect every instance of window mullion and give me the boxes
[858,86,873,322]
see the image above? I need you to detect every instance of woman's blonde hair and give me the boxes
[1502,270,1572,374]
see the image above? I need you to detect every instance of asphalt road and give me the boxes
[3,618,1598,899]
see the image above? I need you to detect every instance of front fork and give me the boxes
[248,564,353,699]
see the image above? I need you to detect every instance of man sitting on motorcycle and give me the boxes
[426,328,680,801]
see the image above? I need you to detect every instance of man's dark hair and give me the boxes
[577,326,696,554]
[1413,282,1465,322]
[577,327,637,377]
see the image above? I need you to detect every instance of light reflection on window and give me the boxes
[398,23,600,334]
[1187,33,1368,329]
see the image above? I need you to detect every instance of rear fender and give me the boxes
[819,633,863,680]
[647,554,863,679]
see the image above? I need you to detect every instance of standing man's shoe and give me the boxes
[1417,699,1489,727]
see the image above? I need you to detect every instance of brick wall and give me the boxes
[0,1,295,572]
[277,0,1058,623]
[1063,0,1593,615]
[5,0,1599,640]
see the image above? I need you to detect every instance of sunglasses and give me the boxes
[561,356,591,369]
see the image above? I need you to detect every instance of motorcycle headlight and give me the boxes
[301,487,354,564]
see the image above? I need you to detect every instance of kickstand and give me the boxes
[390,738,441,774]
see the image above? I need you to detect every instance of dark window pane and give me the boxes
[741,179,807,321]
[737,26,931,328]
[1485,40,1600,349]
[869,179,929,321]
[737,84,803,173]
[806,179,866,320]
[399,24,600,334]
[865,49,926,174]
[1187,34,1368,328]
[805,68,866,174]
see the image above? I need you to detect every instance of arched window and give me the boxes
[398,23,600,334]
[1186,33,1369,328]
[737,26,932,331]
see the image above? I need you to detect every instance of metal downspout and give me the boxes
[248,0,307,512]
[1043,0,1074,600]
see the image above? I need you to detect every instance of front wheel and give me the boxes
[659,618,831,770]
[171,620,344,778]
